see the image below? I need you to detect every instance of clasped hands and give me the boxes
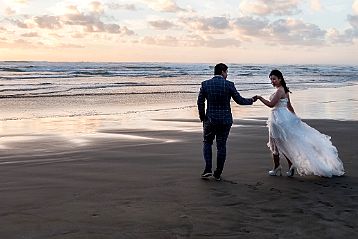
[252,95,261,102]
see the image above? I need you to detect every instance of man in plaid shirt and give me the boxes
[197,63,257,181]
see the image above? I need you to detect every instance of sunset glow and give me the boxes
[0,0,357,64]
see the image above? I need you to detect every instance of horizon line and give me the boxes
[0,60,357,67]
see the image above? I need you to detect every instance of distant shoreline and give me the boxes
[1,60,357,67]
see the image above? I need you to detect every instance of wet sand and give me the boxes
[0,118,357,238]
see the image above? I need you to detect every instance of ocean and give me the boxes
[1,61,358,126]
[1,61,357,98]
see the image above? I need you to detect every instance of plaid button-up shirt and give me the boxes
[197,75,253,125]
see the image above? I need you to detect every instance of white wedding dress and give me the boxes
[267,96,345,177]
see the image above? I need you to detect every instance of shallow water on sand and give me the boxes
[0,85,357,145]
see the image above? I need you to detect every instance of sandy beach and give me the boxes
[1,114,357,238]
[0,83,357,238]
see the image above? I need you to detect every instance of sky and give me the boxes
[0,0,357,64]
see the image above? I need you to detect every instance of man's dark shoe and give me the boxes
[213,171,221,181]
[201,170,212,179]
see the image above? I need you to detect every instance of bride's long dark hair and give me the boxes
[269,69,291,93]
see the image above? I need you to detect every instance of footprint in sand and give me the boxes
[223,201,244,207]
[222,179,238,184]
[318,200,334,207]
[246,184,258,190]
[245,181,264,190]
[314,182,330,187]
[270,187,282,193]
[172,215,193,238]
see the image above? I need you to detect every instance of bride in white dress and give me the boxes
[257,70,344,177]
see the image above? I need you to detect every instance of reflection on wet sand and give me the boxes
[0,85,357,149]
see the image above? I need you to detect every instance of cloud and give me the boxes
[107,3,137,11]
[0,38,84,49]
[64,5,81,15]
[239,0,301,16]
[61,5,134,35]
[353,0,358,15]
[348,15,358,29]
[196,36,241,48]
[4,3,135,38]
[21,32,39,37]
[310,0,322,12]
[177,15,327,47]
[233,16,268,37]
[0,26,5,31]
[233,16,326,46]
[49,33,63,38]
[9,18,30,28]
[325,15,358,44]
[71,32,86,38]
[1,0,356,53]
[120,26,135,35]
[33,15,62,29]
[141,34,241,48]
[141,35,179,46]
[58,43,85,48]
[148,20,176,30]
[326,28,353,44]
[143,0,186,13]
[4,7,16,16]
[15,0,28,3]
[89,1,104,14]
[0,38,39,49]
[180,16,230,33]
[266,18,326,45]
[347,15,358,39]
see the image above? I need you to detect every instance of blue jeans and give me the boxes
[202,120,231,174]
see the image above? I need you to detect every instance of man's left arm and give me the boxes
[230,83,254,105]
[197,84,206,121]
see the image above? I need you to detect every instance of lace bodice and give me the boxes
[274,98,288,109]
[269,93,288,109]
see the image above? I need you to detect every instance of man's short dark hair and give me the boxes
[214,63,228,75]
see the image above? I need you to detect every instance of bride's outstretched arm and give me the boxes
[257,89,284,108]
